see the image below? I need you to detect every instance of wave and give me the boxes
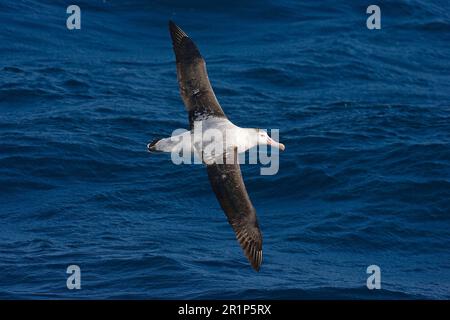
[0,88,63,103]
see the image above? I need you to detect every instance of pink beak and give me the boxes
[268,137,285,151]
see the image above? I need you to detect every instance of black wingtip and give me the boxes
[169,20,188,46]
[234,224,263,272]
[249,249,262,272]
[168,20,201,63]
[247,247,263,272]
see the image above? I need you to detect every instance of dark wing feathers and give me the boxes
[207,163,263,271]
[168,21,226,127]
[169,21,263,271]
[169,21,199,63]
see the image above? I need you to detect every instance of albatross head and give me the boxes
[254,129,285,151]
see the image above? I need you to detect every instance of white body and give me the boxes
[150,117,284,164]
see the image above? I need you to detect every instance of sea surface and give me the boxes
[0,0,449,299]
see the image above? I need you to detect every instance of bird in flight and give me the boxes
[147,21,285,271]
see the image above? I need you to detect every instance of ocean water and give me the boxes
[0,0,449,299]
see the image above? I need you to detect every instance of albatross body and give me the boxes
[147,21,284,271]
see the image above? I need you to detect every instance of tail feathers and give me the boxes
[147,139,162,152]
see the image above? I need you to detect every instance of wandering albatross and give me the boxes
[147,21,285,271]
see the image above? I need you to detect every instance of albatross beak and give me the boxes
[268,138,285,151]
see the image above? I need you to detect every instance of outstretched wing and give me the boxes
[169,21,262,271]
[169,21,226,128]
[207,163,263,271]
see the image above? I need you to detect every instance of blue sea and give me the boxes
[0,0,449,299]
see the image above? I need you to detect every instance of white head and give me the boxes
[253,128,285,151]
